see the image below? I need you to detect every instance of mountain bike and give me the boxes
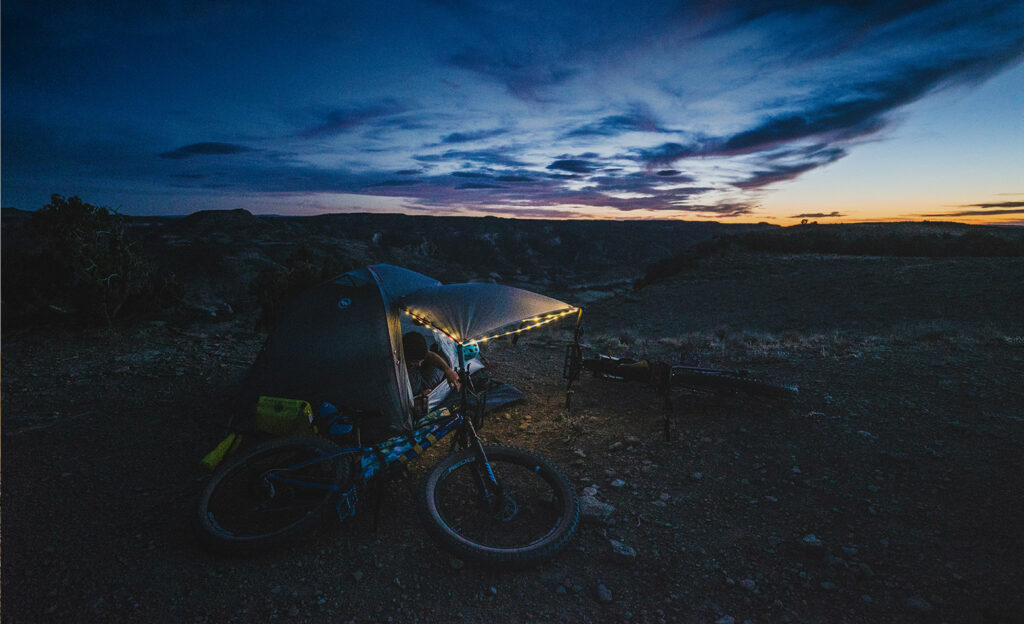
[564,348,799,439]
[196,375,579,568]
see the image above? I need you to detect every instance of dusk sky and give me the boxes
[3,1,1023,224]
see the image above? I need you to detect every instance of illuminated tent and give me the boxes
[240,264,578,432]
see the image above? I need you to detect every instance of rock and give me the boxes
[449,558,465,570]
[594,583,613,603]
[801,534,824,550]
[820,581,836,591]
[609,539,637,564]
[608,441,624,451]
[351,570,363,582]
[583,486,598,497]
[903,596,933,613]
[691,472,703,481]
[489,586,498,596]
[659,492,671,501]
[739,579,756,591]
[715,616,735,624]
[580,495,615,525]
[610,479,626,488]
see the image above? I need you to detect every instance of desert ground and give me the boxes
[3,215,1023,623]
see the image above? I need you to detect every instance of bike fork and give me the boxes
[464,417,502,504]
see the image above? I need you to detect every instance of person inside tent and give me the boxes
[403,331,460,396]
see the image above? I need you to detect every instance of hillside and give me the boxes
[3,213,1023,623]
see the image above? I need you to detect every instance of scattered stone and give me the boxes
[595,583,613,603]
[610,479,626,488]
[609,539,637,564]
[691,472,703,481]
[489,586,498,596]
[449,558,464,571]
[583,486,598,497]
[624,435,642,447]
[715,616,735,624]
[739,579,756,591]
[659,492,671,501]
[861,594,873,603]
[556,586,567,595]
[820,581,837,591]
[801,534,824,549]
[903,596,933,613]
[608,441,624,451]
[351,570,363,582]
[580,495,615,525]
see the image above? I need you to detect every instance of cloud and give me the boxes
[448,48,577,101]
[789,211,844,219]
[732,146,846,189]
[299,99,406,138]
[546,159,596,174]
[414,148,529,168]
[158,142,253,159]
[441,128,508,143]
[959,201,1024,209]
[565,105,668,138]
[920,202,1024,217]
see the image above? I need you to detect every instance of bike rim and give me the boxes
[432,455,569,553]
[205,445,339,540]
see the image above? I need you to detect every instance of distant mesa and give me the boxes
[175,208,265,234]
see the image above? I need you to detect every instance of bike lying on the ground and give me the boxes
[196,265,582,566]
[563,348,799,439]
[196,377,579,567]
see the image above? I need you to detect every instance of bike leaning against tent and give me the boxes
[196,264,583,567]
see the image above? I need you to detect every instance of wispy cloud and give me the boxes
[299,99,407,138]
[789,211,845,219]
[158,142,253,159]
[920,202,1024,217]
[440,128,508,143]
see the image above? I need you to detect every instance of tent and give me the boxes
[241,264,578,432]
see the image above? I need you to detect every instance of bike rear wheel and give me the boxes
[672,368,798,399]
[418,445,579,568]
[197,435,350,553]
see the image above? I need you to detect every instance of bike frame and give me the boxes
[264,362,502,521]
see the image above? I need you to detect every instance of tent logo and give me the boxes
[338,298,352,309]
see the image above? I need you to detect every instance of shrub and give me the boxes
[16,195,178,327]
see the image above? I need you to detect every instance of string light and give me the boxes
[401,306,578,346]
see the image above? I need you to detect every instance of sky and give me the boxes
[2,0,1023,225]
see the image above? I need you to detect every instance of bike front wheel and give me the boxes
[672,368,798,399]
[418,445,579,568]
[197,435,351,553]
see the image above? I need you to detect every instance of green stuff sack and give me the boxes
[199,432,244,472]
[255,396,315,436]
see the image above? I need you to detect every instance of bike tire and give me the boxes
[197,435,350,554]
[672,368,798,399]
[418,445,579,568]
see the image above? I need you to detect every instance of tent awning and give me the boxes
[399,283,578,346]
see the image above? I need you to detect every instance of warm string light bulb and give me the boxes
[401,307,577,346]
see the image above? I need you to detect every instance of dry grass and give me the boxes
[584,322,1022,365]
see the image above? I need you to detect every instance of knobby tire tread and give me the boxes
[418,445,579,568]
[196,435,348,554]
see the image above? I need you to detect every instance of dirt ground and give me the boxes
[3,253,1023,623]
